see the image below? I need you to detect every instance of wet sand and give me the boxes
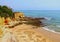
[34,28,60,42]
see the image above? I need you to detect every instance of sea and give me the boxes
[15,10,60,34]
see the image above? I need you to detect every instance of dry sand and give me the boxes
[10,24,60,42]
[1,24,60,42]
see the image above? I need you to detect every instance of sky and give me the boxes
[0,0,60,10]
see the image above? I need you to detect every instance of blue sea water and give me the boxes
[16,10,60,33]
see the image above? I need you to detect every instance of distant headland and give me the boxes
[0,5,45,27]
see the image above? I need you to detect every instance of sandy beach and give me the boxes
[0,24,60,42]
[34,28,60,42]
[1,0,60,42]
[8,24,60,42]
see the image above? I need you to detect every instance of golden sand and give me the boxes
[15,29,50,42]
[12,24,50,42]
[0,24,60,42]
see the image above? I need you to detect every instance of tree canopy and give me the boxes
[0,5,14,18]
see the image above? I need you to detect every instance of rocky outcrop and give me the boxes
[20,17,45,27]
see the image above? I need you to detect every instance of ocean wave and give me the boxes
[44,17,52,21]
[56,25,60,27]
[42,27,60,34]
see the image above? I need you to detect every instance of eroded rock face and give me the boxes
[13,29,50,42]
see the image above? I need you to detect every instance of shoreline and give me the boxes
[42,27,60,34]
[11,24,60,42]
[34,27,60,42]
[1,24,60,42]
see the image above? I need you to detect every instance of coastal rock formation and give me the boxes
[22,17,45,27]
[14,12,24,20]
[23,17,45,21]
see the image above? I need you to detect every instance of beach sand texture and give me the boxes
[0,24,60,42]
[12,24,51,42]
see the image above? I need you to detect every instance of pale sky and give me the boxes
[0,0,60,10]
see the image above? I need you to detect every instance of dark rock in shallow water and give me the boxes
[21,16,45,27]
[34,18,45,20]
[22,16,45,21]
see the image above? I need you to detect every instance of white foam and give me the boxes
[44,17,52,20]
[56,25,60,27]
[42,27,60,34]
